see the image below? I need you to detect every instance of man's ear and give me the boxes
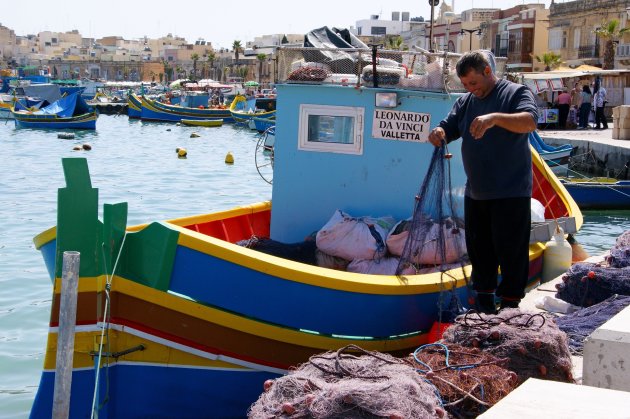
[484,66,491,76]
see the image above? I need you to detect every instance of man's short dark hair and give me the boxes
[456,51,493,78]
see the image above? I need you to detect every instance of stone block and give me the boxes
[583,305,630,391]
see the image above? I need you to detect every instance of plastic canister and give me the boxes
[542,226,573,282]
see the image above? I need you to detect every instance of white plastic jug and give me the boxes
[542,226,573,282]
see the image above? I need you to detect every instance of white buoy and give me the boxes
[542,226,573,282]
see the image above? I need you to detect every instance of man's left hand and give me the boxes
[469,114,496,139]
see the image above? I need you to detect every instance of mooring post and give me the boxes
[52,251,80,419]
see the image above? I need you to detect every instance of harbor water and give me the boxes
[0,115,628,417]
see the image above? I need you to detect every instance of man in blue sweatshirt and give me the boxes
[428,51,538,313]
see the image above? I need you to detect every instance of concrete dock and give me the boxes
[540,127,630,179]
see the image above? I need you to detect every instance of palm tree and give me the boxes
[223,66,230,82]
[594,19,629,70]
[190,53,199,80]
[238,66,249,80]
[534,52,563,71]
[207,52,216,80]
[232,40,243,65]
[256,53,267,84]
[386,35,404,50]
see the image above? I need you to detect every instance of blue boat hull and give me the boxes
[13,113,97,130]
[141,97,233,123]
[561,181,630,210]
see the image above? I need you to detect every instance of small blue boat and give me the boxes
[529,131,573,176]
[560,177,630,210]
[12,91,97,130]
[140,95,232,122]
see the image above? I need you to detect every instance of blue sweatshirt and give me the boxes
[439,79,538,200]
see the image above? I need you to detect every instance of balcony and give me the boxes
[578,45,599,59]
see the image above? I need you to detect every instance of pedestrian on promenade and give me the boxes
[593,82,608,130]
[555,88,571,129]
[570,82,581,126]
[427,50,538,313]
[578,84,593,129]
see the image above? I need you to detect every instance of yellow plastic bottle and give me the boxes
[542,226,573,283]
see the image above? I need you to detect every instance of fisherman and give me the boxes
[428,51,538,313]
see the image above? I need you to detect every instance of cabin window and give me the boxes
[298,104,364,155]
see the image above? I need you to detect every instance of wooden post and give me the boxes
[52,251,80,419]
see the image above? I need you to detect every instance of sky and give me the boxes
[2,0,555,50]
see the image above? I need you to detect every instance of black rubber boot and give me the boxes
[499,299,521,311]
[476,293,497,315]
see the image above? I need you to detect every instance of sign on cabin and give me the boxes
[372,110,431,142]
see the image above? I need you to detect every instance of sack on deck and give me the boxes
[316,210,395,261]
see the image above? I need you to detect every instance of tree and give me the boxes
[207,52,216,80]
[238,65,249,80]
[281,35,289,44]
[594,19,629,70]
[232,40,243,64]
[256,53,267,84]
[386,35,404,50]
[534,52,563,71]
[190,53,199,80]
[223,66,230,82]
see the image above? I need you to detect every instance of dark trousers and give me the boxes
[595,106,608,129]
[579,103,591,128]
[464,196,531,300]
[558,104,569,129]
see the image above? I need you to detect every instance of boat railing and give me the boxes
[276,47,507,93]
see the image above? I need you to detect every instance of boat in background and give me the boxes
[31,45,582,417]
[140,95,232,122]
[12,90,97,130]
[529,131,573,177]
[127,93,142,118]
[560,177,630,209]
[229,94,276,124]
[181,118,223,127]
[253,115,275,133]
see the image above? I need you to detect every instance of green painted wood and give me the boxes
[103,203,128,276]
[56,158,102,278]
[117,222,179,292]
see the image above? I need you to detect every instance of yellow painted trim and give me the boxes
[34,226,56,249]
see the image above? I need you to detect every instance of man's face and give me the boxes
[459,66,494,99]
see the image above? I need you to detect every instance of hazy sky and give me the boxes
[2,0,554,50]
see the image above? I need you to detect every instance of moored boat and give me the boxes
[31,46,582,417]
[560,177,630,209]
[12,90,97,130]
[180,118,223,127]
[140,95,232,122]
[529,131,573,177]
[229,94,276,124]
[126,93,142,119]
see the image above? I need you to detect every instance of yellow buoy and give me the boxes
[542,226,573,282]
[225,152,234,164]
[177,148,187,158]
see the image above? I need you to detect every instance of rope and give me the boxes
[90,232,128,419]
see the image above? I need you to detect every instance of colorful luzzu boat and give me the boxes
[12,91,97,130]
[126,93,142,119]
[139,95,233,123]
[229,94,276,124]
[32,47,581,418]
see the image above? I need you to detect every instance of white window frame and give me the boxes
[298,104,364,155]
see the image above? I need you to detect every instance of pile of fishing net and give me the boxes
[247,345,446,418]
[555,294,630,355]
[555,263,630,307]
[408,343,517,418]
[441,309,574,384]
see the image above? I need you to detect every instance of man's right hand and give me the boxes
[428,126,446,147]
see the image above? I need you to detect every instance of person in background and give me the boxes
[578,84,593,130]
[570,82,581,126]
[427,51,538,313]
[555,88,572,129]
[594,82,608,130]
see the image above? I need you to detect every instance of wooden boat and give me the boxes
[31,47,582,418]
[140,96,233,123]
[180,118,223,127]
[229,94,276,124]
[12,91,97,130]
[126,93,142,119]
[253,115,275,133]
[560,177,630,209]
[529,131,573,177]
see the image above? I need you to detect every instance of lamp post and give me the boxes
[459,28,483,51]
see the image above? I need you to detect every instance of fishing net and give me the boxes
[247,345,446,419]
[555,295,630,355]
[606,247,630,268]
[408,343,517,418]
[441,309,574,384]
[555,263,630,307]
[237,236,317,265]
[615,230,630,248]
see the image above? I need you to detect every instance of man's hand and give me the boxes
[428,126,446,147]
[469,114,496,139]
